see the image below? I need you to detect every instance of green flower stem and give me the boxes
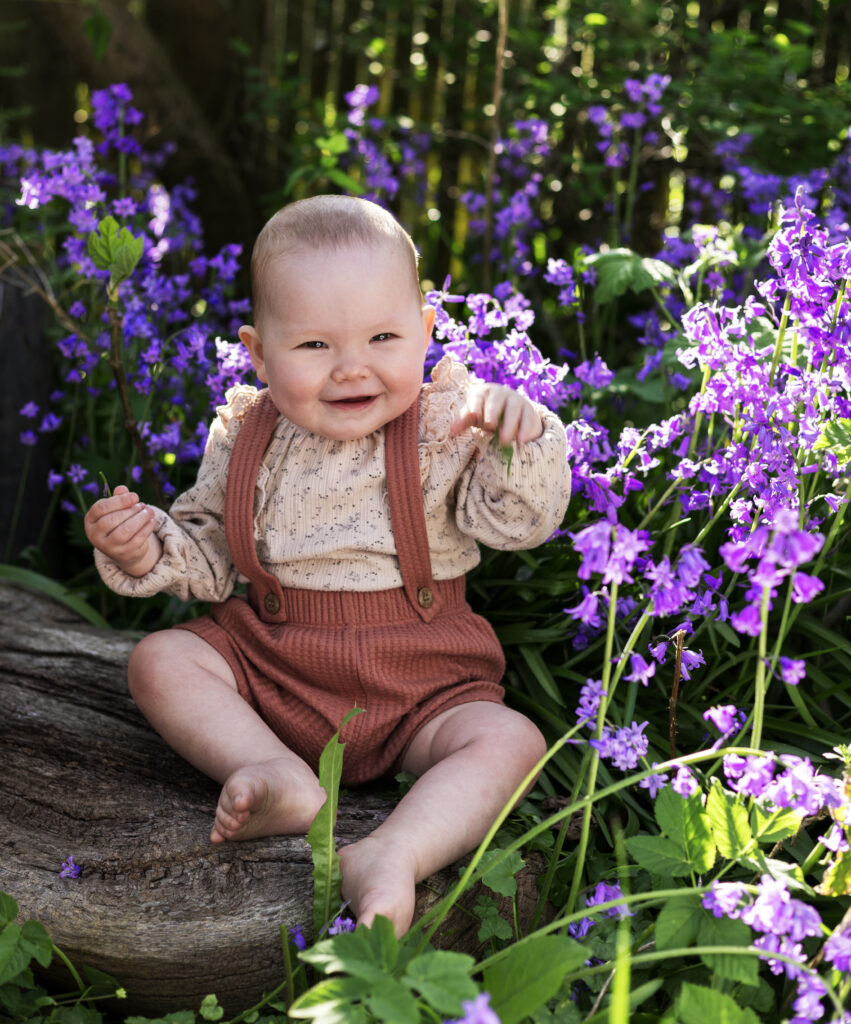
[692,480,742,548]
[621,126,643,243]
[50,943,87,997]
[4,445,32,562]
[767,577,817,728]
[416,744,768,959]
[687,365,712,460]
[562,948,844,1016]
[565,580,619,917]
[750,585,772,751]
[768,291,792,386]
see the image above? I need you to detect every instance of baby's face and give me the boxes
[239,242,435,441]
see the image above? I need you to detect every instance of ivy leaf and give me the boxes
[624,834,692,877]
[473,895,513,943]
[199,995,224,1022]
[403,949,478,1016]
[484,935,586,1024]
[697,912,758,985]
[706,780,753,860]
[654,893,702,951]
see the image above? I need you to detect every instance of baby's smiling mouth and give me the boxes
[328,395,377,407]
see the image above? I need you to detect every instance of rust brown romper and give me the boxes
[176,390,506,785]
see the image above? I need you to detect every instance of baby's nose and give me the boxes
[331,357,371,382]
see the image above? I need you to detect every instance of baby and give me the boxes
[84,195,571,937]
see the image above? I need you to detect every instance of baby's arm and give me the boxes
[450,382,544,446]
[84,485,163,577]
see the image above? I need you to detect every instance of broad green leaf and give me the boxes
[307,707,363,938]
[126,1014,197,1024]
[403,950,477,1016]
[317,133,350,156]
[706,781,753,860]
[288,975,371,1019]
[654,893,702,951]
[484,935,586,1024]
[624,834,692,877]
[480,847,525,897]
[654,789,716,873]
[19,920,52,969]
[678,982,760,1024]
[300,916,398,982]
[697,912,758,985]
[750,803,804,844]
[0,893,18,927]
[0,924,29,987]
[813,417,851,463]
[53,1006,105,1024]
[365,978,419,1024]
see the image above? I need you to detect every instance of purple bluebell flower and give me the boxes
[327,915,356,935]
[702,882,747,919]
[779,657,806,685]
[445,992,500,1024]
[824,926,851,972]
[703,704,741,736]
[671,766,698,799]
[59,856,81,879]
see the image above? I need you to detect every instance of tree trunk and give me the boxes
[0,582,546,1016]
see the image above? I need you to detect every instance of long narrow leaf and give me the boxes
[307,707,363,938]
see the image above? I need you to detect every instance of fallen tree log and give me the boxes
[0,582,547,1016]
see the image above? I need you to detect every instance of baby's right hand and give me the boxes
[84,484,161,577]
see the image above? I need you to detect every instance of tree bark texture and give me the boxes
[0,582,545,1015]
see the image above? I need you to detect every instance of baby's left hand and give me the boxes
[450,383,544,445]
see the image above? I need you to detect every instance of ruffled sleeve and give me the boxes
[420,356,571,551]
[93,386,259,601]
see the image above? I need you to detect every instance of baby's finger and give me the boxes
[496,397,523,445]
[450,395,484,435]
[517,402,544,444]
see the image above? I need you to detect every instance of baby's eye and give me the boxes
[299,340,327,349]
[371,332,395,342]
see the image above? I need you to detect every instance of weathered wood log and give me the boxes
[0,582,546,1016]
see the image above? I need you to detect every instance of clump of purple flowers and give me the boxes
[59,856,81,879]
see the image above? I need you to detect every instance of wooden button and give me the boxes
[264,592,281,614]
[417,587,434,609]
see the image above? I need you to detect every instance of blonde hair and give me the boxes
[250,196,421,326]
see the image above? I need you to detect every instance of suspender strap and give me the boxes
[223,389,437,623]
[384,396,438,623]
[223,390,285,617]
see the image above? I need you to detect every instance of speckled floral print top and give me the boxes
[95,357,571,600]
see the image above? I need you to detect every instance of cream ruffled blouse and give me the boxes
[95,357,572,600]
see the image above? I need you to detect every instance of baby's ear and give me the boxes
[238,325,267,382]
[421,304,436,349]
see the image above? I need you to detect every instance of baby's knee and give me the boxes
[127,630,183,701]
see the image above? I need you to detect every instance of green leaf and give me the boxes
[325,168,366,195]
[0,924,30,987]
[19,920,52,969]
[0,565,112,629]
[480,847,525,898]
[307,707,363,938]
[199,995,224,1021]
[484,936,586,1024]
[83,2,111,59]
[624,834,692,877]
[697,912,758,985]
[678,982,760,1024]
[0,893,18,927]
[474,896,513,942]
[365,978,419,1024]
[587,249,673,306]
[750,803,804,844]
[706,781,753,860]
[126,1014,196,1024]
[654,893,702,951]
[813,416,851,463]
[654,789,716,874]
[300,916,398,983]
[403,950,477,1016]
[287,976,371,1020]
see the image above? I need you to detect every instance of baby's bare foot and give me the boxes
[210,758,325,843]
[339,835,419,938]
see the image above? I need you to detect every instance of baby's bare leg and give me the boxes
[128,629,326,841]
[339,701,546,936]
